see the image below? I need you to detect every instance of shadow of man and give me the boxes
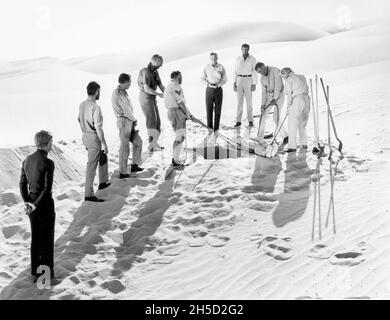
[242,155,282,194]
[272,149,312,228]
[0,169,155,299]
[111,167,180,278]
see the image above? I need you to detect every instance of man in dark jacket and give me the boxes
[19,130,56,284]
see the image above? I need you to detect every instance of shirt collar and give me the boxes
[37,149,48,156]
[117,85,128,95]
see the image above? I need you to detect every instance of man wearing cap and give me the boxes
[138,54,165,152]
[281,67,311,152]
[255,62,288,146]
[78,81,110,202]
[164,71,193,167]
[233,43,258,128]
[201,52,227,142]
[112,73,144,179]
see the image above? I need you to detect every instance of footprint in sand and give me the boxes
[100,279,126,294]
[258,236,294,261]
[207,235,231,247]
[330,251,365,266]
[307,244,333,260]
[329,243,369,266]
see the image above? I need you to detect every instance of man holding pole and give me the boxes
[281,67,311,152]
[164,71,193,167]
[254,62,288,146]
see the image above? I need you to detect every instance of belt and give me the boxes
[207,84,220,88]
[237,75,252,77]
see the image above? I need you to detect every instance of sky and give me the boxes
[0,0,389,61]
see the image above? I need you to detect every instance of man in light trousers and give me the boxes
[233,43,258,127]
[112,73,144,179]
[78,81,110,202]
[281,67,311,152]
[255,62,288,146]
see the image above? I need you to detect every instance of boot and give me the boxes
[234,122,241,127]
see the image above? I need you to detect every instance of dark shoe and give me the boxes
[248,121,254,127]
[50,277,61,286]
[119,173,130,179]
[264,133,273,139]
[282,137,289,145]
[172,158,183,167]
[131,164,144,173]
[98,182,111,190]
[84,196,104,202]
[234,122,241,127]
[301,145,308,150]
[32,275,38,284]
[286,148,297,153]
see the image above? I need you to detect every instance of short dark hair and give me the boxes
[151,54,163,63]
[241,43,250,49]
[87,81,100,96]
[118,73,130,84]
[170,70,182,79]
[210,52,218,57]
[255,62,265,71]
[34,130,53,149]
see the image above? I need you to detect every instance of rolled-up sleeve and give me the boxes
[93,106,104,130]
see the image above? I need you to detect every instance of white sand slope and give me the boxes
[0,20,390,300]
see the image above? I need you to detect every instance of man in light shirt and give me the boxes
[233,43,258,128]
[255,62,288,145]
[281,67,311,152]
[201,52,227,141]
[164,71,193,167]
[78,81,110,202]
[112,73,144,179]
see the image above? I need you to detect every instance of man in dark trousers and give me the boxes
[138,54,165,152]
[19,130,57,284]
[201,52,227,143]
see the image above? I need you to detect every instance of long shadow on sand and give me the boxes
[0,168,155,300]
[272,150,312,227]
[110,168,181,278]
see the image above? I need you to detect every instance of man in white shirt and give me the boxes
[233,43,258,127]
[255,62,288,145]
[164,71,193,166]
[281,67,311,152]
[112,73,144,179]
[201,52,227,141]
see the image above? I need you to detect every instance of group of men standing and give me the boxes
[19,43,312,282]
